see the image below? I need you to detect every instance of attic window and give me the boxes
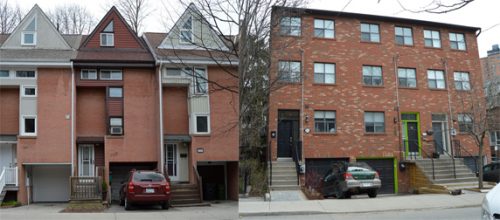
[100,21,114,47]
[180,16,193,43]
[22,18,36,45]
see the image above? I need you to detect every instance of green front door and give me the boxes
[402,113,421,158]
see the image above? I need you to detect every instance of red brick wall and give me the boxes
[163,86,189,135]
[269,12,488,192]
[76,87,106,136]
[0,88,19,134]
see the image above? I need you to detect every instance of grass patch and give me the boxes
[1,200,21,208]
[62,200,105,213]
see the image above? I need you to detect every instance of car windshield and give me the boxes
[133,172,165,182]
[348,162,373,171]
[348,166,370,172]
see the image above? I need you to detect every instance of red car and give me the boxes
[119,170,171,210]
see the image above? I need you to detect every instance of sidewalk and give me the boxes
[239,191,485,216]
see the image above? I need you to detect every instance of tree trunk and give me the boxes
[477,142,484,189]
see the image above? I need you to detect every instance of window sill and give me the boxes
[18,135,37,139]
[395,44,414,48]
[278,81,302,85]
[363,85,384,88]
[278,34,301,38]
[364,133,387,136]
[106,135,124,139]
[456,89,472,93]
[313,83,336,86]
[424,46,442,50]
[450,48,467,53]
[428,88,447,91]
[312,37,336,41]
[192,133,211,137]
[360,41,381,44]
[313,132,337,136]
[398,87,419,90]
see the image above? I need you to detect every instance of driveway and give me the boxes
[0,201,238,220]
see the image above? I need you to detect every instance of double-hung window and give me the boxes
[278,61,301,83]
[193,68,208,94]
[424,30,441,48]
[361,23,380,42]
[395,26,413,46]
[100,21,114,47]
[362,65,383,86]
[457,113,473,132]
[109,117,123,135]
[314,111,336,133]
[280,17,301,36]
[454,72,471,91]
[81,69,97,80]
[398,68,417,88]
[449,33,466,50]
[314,19,334,38]
[314,63,335,84]
[427,70,446,89]
[365,112,385,133]
[180,16,193,43]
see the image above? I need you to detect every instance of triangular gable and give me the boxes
[0,4,71,49]
[159,3,230,51]
[80,7,146,49]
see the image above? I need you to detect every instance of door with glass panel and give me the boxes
[402,113,421,158]
[78,144,95,177]
[432,114,450,156]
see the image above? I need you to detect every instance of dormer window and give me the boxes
[100,21,114,47]
[180,16,193,43]
[22,18,36,45]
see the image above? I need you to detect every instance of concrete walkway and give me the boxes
[239,191,485,217]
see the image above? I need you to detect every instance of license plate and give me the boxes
[362,183,373,187]
[145,188,155,193]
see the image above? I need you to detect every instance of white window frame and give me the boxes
[165,68,183,77]
[0,70,10,78]
[314,19,334,39]
[100,70,122,80]
[314,62,335,84]
[361,23,380,42]
[314,110,336,133]
[424,30,441,48]
[21,85,37,97]
[108,87,123,98]
[179,16,193,44]
[15,70,36,78]
[398,68,417,88]
[280,16,301,36]
[363,65,383,86]
[454,72,471,91]
[364,112,385,133]
[395,26,413,46]
[278,61,301,83]
[193,68,208,94]
[449,32,466,50]
[100,33,114,47]
[21,115,37,136]
[21,31,36,46]
[80,69,98,80]
[194,114,210,134]
[427,70,446,89]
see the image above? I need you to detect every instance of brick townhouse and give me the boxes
[481,44,500,161]
[268,6,489,194]
[0,4,238,204]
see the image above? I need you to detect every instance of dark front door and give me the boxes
[407,122,419,154]
[433,122,445,154]
[277,110,300,158]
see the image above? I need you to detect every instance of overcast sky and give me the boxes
[16,0,500,57]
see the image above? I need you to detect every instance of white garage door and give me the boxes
[32,165,70,202]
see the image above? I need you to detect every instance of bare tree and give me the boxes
[396,0,475,14]
[47,4,95,34]
[0,0,22,34]
[114,0,153,34]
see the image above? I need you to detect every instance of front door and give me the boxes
[432,114,450,155]
[78,144,94,177]
[166,143,189,182]
[402,113,421,157]
[0,144,16,169]
[277,110,300,158]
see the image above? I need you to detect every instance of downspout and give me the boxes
[443,58,457,178]
[158,62,164,174]
[300,48,305,162]
[70,61,75,176]
[393,55,404,160]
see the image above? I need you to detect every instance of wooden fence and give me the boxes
[70,176,102,201]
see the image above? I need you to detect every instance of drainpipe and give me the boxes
[393,55,404,160]
[443,58,457,178]
[158,63,164,174]
[70,61,75,176]
[300,48,305,162]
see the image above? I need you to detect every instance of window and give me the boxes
[81,69,97,80]
[454,72,471,91]
[22,116,36,135]
[100,70,122,80]
[108,87,123,98]
[193,68,208,94]
[449,33,466,50]
[195,115,209,133]
[365,112,385,133]
[424,30,441,48]
[100,21,114,47]
[0,70,9,77]
[398,68,417,88]
[362,65,383,86]
[109,117,123,135]
[427,70,446,89]
[314,111,336,133]
[166,68,182,76]
[180,16,193,43]
[22,18,36,45]
[314,19,334,38]
[278,61,301,83]
[16,70,35,78]
[280,16,301,36]
[314,63,335,84]
[395,26,413,46]
[360,23,380,42]
[22,86,36,97]
[457,113,472,132]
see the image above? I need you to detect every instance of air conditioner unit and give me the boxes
[110,126,123,135]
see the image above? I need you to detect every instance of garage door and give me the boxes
[109,163,156,202]
[32,165,71,202]
[357,158,395,194]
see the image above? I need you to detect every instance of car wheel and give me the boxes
[344,192,352,199]
[368,189,378,198]
[161,200,170,210]
[335,189,345,199]
[124,198,132,210]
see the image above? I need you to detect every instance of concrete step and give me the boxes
[422,168,473,174]
[272,179,298,186]
[431,173,477,179]
[270,185,300,191]
[271,167,296,172]
[170,184,201,205]
[270,163,296,168]
[272,171,297,176]
[432,177,478,184]
[171,198,202,205]
[272,175,297,181]
[276,158,293,162]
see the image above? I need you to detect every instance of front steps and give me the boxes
[270,158,300,191]
[170,183,203,206]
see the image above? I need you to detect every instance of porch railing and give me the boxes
[0,168,5,194]
[5,167,18,186]
[193,166,203,203]
[70,176,102,201]
[291,141,302,185]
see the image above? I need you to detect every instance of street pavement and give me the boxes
[239,190,486,217]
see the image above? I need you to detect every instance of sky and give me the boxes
[13,0,500,57]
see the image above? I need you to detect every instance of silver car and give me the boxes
[481,184,500,220]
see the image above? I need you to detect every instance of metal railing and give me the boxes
[70,176,102,201]
[193,166,203,202]
[291,140,301,185]
[436,141,457,179]
[4,167,18,186]
[0,168,5,194]
[419,147,436,180]
[454,140,479,173]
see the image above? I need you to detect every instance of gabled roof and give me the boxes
[0,4,71,50]
[0,34,82,62]
[74,6,154,65]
